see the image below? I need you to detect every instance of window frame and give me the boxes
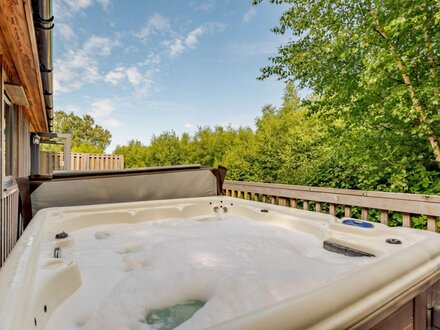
[2,94,15,188]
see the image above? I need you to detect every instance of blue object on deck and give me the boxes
[342,219,374,228]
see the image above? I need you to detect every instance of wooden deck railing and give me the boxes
[223,181,440,232]
[1,185,20,266]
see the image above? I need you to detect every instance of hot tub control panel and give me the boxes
[342,218,374,228]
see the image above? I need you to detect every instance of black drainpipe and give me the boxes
[32,0,54,132]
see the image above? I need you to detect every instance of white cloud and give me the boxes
[243,7,257,23]
[184,27,204,48]
[104,64,155,96]
[90,99,115,118]
[87,99,121,131]
[57,23,76,41]
[54,0,110,21]
[83,36,116,56]
[167,39,185,57]
[135,14,170,41]
[167,22,225,57]
[54,35,119,94]
[185,123,195,129]
[140,53,162,67]
[190,0,216,12]
[104,66,126,85]
[126,67,143,85]
[202,22,226,33]
[63,0,93,10]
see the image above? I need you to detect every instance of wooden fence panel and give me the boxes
[40,152,124,173]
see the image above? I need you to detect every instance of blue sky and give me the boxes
[53,0,288,152]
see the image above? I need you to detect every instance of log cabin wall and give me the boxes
[0,0,50,266]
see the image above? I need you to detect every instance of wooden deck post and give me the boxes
[381,210,389,225]
[316,202,322,213]
[403,213,411,228]
[428,216,437,232]
[344,206,352,218]
[290,198,297,208]
[361,208,369,220]
[303,200,309,210]
[329,203,336,216]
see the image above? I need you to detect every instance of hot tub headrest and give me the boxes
[17,165,227,228]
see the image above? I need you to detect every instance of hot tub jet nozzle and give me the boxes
[54,247,61,258]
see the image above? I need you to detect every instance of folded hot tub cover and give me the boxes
[17,164,227,228]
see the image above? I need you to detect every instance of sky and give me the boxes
[53,0,288,152]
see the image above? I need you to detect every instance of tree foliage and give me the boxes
[115,82,439,195]
[254,0,440,164]
[52,110,112,153]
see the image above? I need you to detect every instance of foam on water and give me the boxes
[46,215,373,330]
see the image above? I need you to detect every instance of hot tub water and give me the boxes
[45,215,373,330]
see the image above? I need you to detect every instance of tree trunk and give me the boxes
[424,28,440,116]
[370,13,440,163]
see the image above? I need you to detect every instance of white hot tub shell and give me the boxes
[0,196,440,329]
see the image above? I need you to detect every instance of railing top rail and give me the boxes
[224,180,440,217]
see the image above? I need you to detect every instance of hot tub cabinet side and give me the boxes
[355,277,440,329]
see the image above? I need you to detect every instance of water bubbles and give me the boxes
[94,231,111,240]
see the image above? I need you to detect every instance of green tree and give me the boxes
[254,0,440,164]
[114,140,150,168]
[147,131,191,166]
[249,86,327,184]
[52,110,112,153]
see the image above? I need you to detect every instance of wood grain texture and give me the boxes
[0,0,47,131]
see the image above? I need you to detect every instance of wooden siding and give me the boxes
[0,0,47,131]
[224,181,440,232]
[40,152,124,173]
[0,51,35,268]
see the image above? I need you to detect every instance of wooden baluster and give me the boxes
[380,210,389,225]
[279,197,287,207]
[428,216,437,232]
[315,202,322,213]
[361,208,369,220]
[402,213,411,228]
[262,195,267,203]
[290,198,297,208]
[344,206,352,218]
[329,203,336,215]
[271,196,276,204]
[253,193,259,202]
[243,192,249,200]
[303,200,309,210]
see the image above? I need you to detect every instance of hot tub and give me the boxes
[1,196,440,329]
